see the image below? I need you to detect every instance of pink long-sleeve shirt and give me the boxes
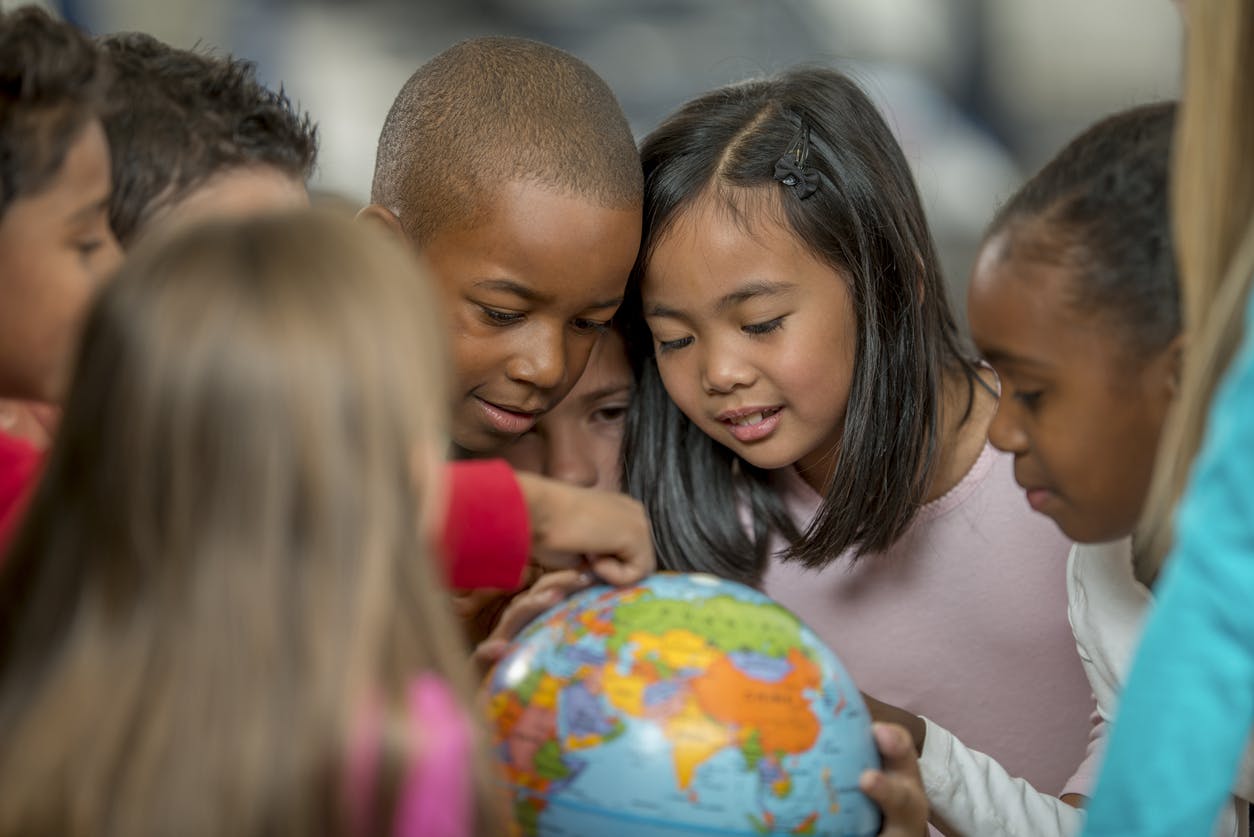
[763,443,1096,804]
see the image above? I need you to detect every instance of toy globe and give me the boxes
[484,572,882,836]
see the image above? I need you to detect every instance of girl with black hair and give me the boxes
[621,66,1095,815]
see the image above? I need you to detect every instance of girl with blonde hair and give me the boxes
[1083,1,1254,833]
[0,212,505,836]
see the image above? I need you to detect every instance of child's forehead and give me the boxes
[427,178,640,252]
[5,119,111,217]
[422,180,638,304]
[652,185,802,263]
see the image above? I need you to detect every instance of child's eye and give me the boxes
[478,305,524,326]
[571,318,611,335]
[743,316,785,336]
[76,239,102,259]
[591,403,629,424]
[1013,390,1043,409]
[656,336,693,353]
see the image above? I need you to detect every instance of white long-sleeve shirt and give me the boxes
[918,539,1254,836]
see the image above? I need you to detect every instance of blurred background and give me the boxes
[15,0,1182,312]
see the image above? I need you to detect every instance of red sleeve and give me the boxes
[0,432,41,561]
[440,459,530,590]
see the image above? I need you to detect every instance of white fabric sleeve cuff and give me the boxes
[918,716,1084,837]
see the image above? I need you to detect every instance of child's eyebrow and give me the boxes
[714,279,797,314]
[474,278,621,312]
[646,302,688,320]
[585,297,624,311]
[579,383,633,405]
[474,278,552,304]
[646,280,795,321]
[980,347,1051,370]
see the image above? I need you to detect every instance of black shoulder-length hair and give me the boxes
[621,66,981,586]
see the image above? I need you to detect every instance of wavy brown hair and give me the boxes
[0,6,110,217]
[0,212,505,835]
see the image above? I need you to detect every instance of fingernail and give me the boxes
[859,769,881,793]
[872,723,901,751]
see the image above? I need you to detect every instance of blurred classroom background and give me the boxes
[18,0,1182,313]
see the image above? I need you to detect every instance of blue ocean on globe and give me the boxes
[485,572,882,836]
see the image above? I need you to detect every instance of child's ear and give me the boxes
[356,204,407,240]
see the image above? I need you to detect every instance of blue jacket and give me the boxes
[1083,293,1254,835]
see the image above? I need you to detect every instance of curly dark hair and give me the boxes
[0,6,110,218]
[99,32,318,245]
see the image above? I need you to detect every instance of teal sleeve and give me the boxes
[1083,299,1254,836]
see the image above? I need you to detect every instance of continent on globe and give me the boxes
[486,572,882,837]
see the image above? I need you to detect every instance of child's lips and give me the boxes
[716,405,785,443]
[1024,487,1058,513]
[475,396,541,435]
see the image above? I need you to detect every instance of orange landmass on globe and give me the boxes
[665,694,734,789]
[490,690,525,738]
[793,812,819,833]
[691,647,821,755]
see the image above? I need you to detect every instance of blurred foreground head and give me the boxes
[0,211,506,836]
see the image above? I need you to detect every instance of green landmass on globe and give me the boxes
[487,573,880,837]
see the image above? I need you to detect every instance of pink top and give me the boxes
[347,675,475,837]
[763,443,1095,798]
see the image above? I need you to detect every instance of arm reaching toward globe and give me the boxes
[863,722,929,837]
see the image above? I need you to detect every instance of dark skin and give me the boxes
[865,229,1180,818]
[968,231,1181,544]
[361,180,641,455]
[503,329,633,491]
[863,228,1181,820]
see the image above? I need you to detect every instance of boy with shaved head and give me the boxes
[362,36,643,456]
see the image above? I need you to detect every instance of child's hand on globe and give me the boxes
[471,569,595,676]
[862,723,929,836]
[515,472,656,584]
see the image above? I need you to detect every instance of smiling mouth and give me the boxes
[718,406,783,426]
[474,396,542,435]
[716,405,785,443]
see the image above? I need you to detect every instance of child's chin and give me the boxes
[721,443,797,474]
[1057,515,1127,547]
[451,425,519,458]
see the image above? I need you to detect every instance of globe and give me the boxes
[485,572,882,836]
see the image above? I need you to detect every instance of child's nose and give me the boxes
[986,400,1030,455]
[547,432,598,489]
[701,345,755,395]
[505,329,566,392]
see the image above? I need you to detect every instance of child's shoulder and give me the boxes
[919,443,1070,558]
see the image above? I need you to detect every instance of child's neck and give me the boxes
[925,366,998,504]
[794,365,996,500]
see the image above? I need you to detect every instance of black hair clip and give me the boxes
[773,122,820,200]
